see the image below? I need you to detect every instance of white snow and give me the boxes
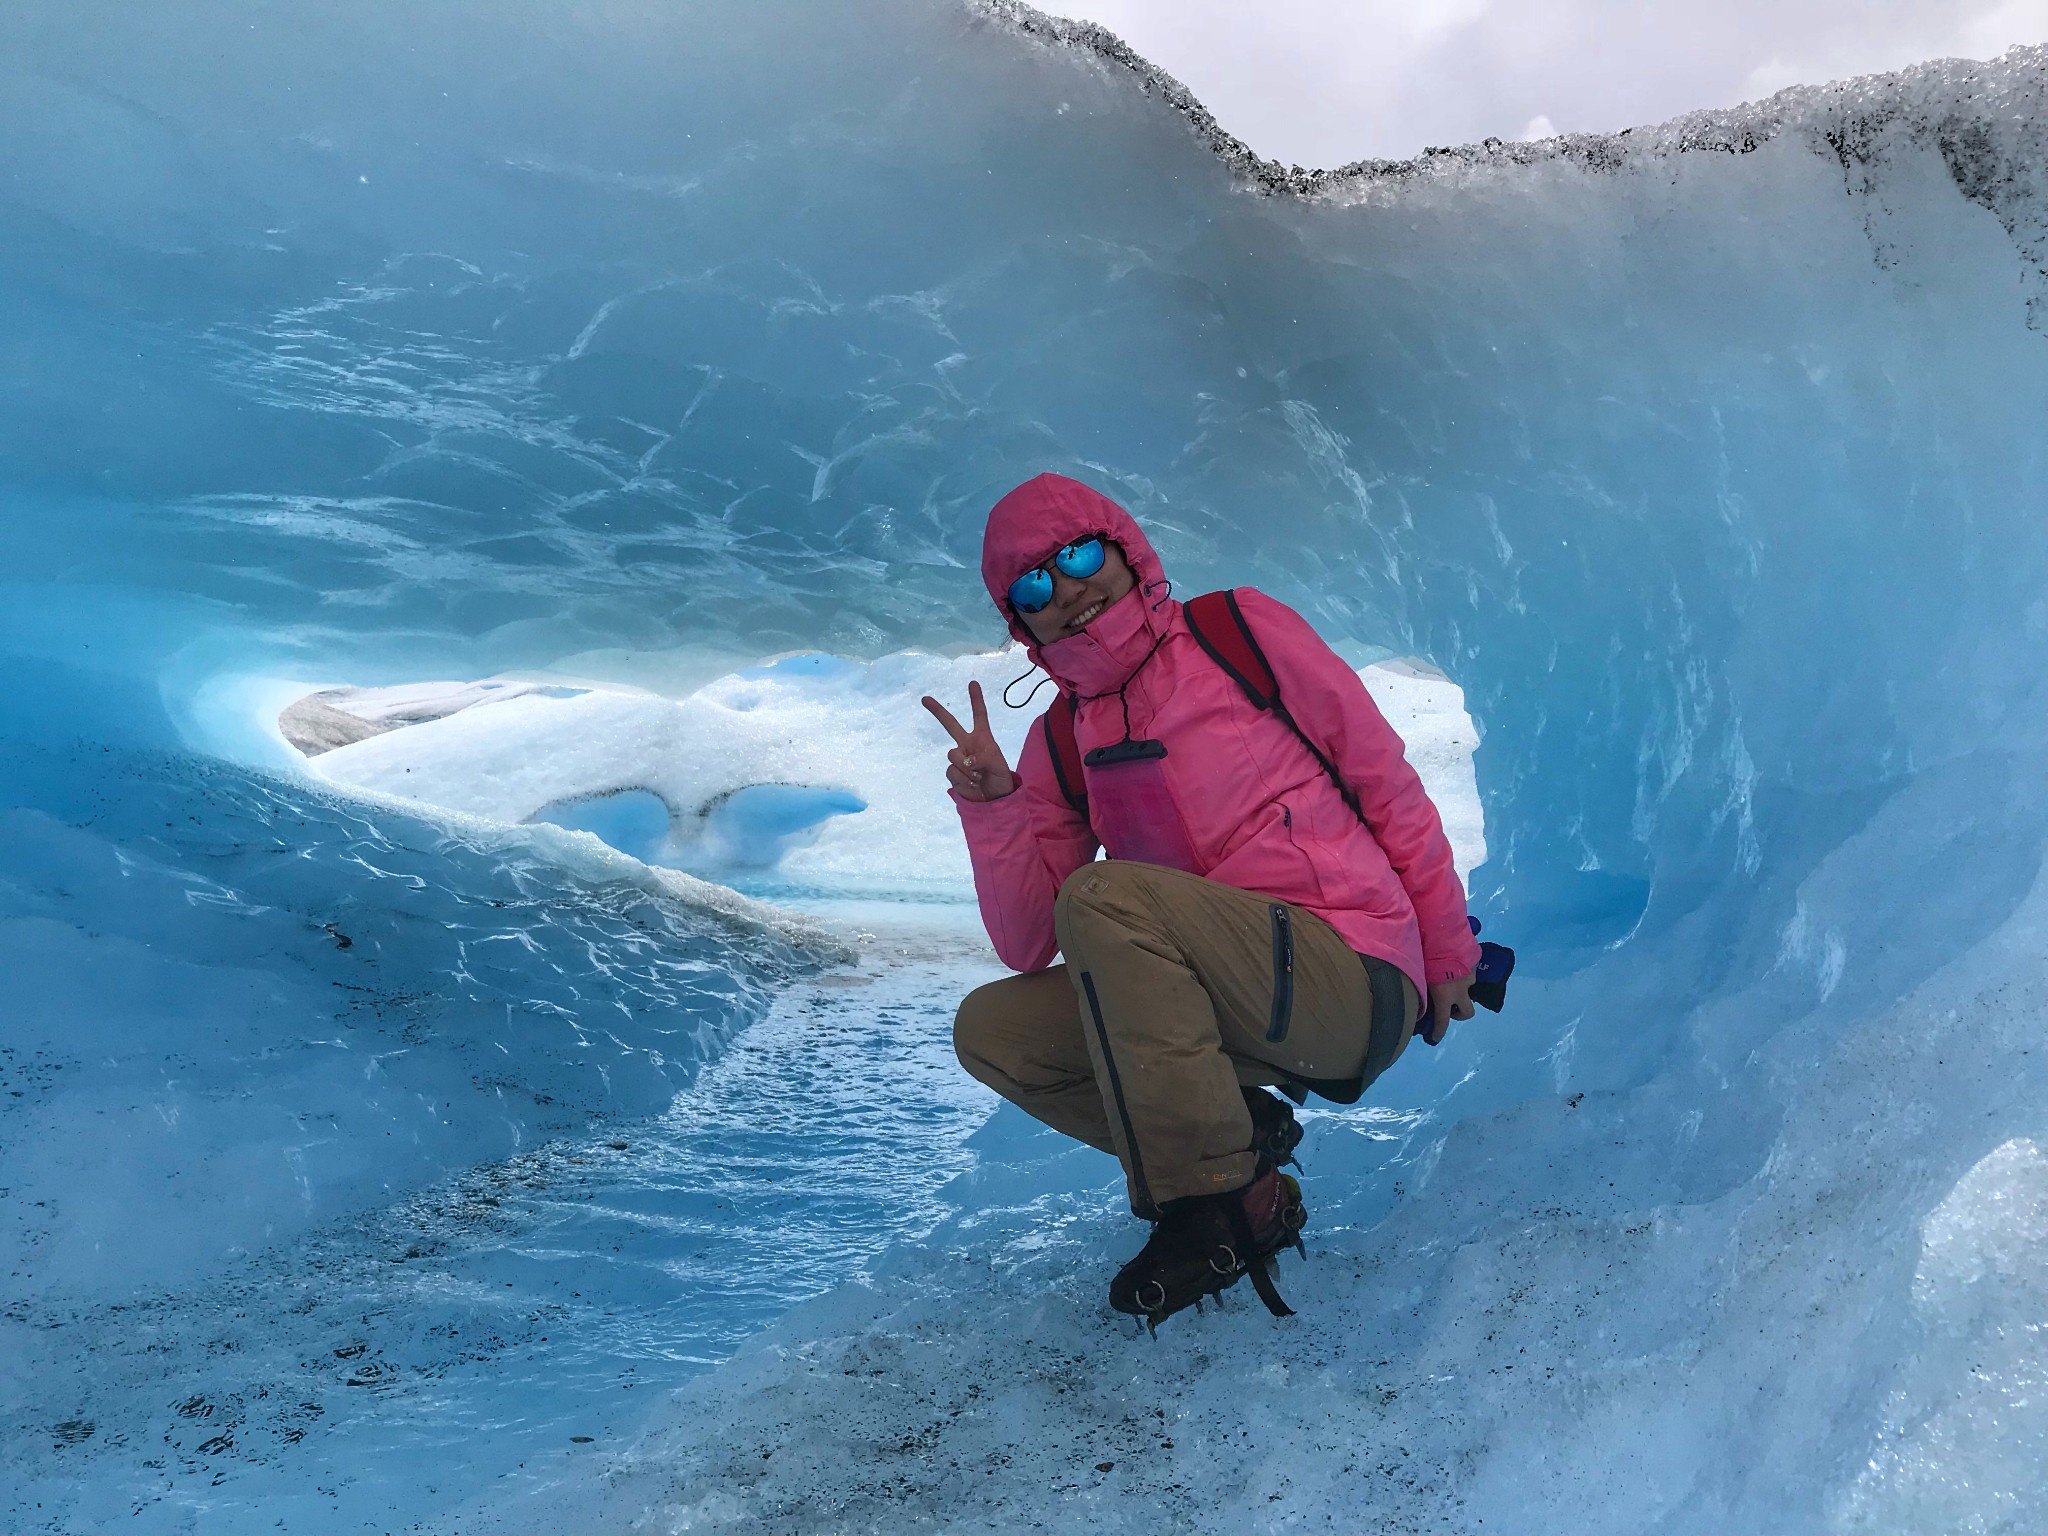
[298,650,1488,891]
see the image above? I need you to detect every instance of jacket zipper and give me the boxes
[1267,904,1296,1043]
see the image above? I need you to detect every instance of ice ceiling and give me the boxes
[4,1,2048,1531]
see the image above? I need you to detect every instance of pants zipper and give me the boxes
[1081,971,1155,1216]
[1267,904,1296,1043]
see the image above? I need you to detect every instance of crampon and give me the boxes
[1242,1086,1304,1168]
[1109,1164,1307,1334]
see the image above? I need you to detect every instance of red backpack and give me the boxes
[1041,588,1375,837]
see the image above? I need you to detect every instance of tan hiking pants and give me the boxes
[954,861,1417,1216]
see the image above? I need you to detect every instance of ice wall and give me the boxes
[4,0,2048,1531]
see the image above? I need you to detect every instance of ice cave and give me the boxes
[4,1,2048,1531]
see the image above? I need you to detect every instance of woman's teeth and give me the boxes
[1069,600,1105,629]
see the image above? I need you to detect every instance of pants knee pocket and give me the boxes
[1052,861,1100,915]
[1053,861,1149,938]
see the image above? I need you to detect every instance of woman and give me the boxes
[923,473,1477,1327]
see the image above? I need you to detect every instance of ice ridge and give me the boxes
[984,2,2048,210]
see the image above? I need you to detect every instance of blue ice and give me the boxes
[530,784,869,873]
[4,0,2048,1532]
[531,787,676,864]
[693,785,871,871]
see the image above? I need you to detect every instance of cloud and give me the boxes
[1955,0,2048,53]
[1404,0,1493,45]
[1058,0,2048,164]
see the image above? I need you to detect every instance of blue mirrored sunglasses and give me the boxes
[1007,537,1108,614]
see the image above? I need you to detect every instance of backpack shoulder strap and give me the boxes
[1185,587,1374,835]
[1042,692,1089,821]
[1184,589,1277,710]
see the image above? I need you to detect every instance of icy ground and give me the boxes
[5,883,1002,1533]
[495,868,2048,1536]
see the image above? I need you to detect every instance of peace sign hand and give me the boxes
[921,680,1018,802]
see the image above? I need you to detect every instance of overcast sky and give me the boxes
[1057,0,2048,165]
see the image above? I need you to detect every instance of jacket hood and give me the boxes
[980,474,1173,692]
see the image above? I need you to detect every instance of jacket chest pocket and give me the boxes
[1084,738,1201,873]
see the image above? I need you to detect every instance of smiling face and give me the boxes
[1014,538,1138,646]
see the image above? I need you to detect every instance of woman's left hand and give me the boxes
[1423,973,1475,1046]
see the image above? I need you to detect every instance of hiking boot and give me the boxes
[1242,1086,1304,1168]
[1109,1165,1308,1332]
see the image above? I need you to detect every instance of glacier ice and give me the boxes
[4,0,2048,1531]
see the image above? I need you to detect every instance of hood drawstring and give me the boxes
[1003,665,1055,711]
[1001,574,1169,718]
[1076,625,1173,745]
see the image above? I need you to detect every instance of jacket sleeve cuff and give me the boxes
[951,787,1031,820]
[1422,934,1482,985]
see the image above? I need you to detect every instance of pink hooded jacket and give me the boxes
[955,474,1480,998]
